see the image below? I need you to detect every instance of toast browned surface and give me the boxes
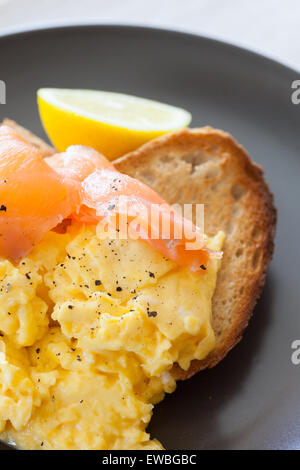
[1,119,55,157]
[115,128,276,379]
[0,120,276,380]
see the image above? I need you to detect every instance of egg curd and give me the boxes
[0,222,224,450]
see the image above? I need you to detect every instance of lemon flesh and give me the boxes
[37,88,191,160]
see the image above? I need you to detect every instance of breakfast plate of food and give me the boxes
[0,25,299,450]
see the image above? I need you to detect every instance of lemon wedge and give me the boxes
[37,88,191,160]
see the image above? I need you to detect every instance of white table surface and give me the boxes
[0,0,300,72]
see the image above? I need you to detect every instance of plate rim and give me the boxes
[0,22,299,78]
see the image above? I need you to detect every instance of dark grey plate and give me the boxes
[0,25,299,451]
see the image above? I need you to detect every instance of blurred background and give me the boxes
[0,0,300,70]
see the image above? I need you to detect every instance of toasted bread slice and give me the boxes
[115,128,276,379]
[1,119,55,158]
[0,120,276,379]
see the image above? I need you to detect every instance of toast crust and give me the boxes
[1,119,55,158]
[115,128,276,379]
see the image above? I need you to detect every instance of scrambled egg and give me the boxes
[0,223,224,450]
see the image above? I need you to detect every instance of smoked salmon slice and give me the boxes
[0,126,79,261]
[45,145,115,182]
[47,146,215,273]
[0,127,218,272]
